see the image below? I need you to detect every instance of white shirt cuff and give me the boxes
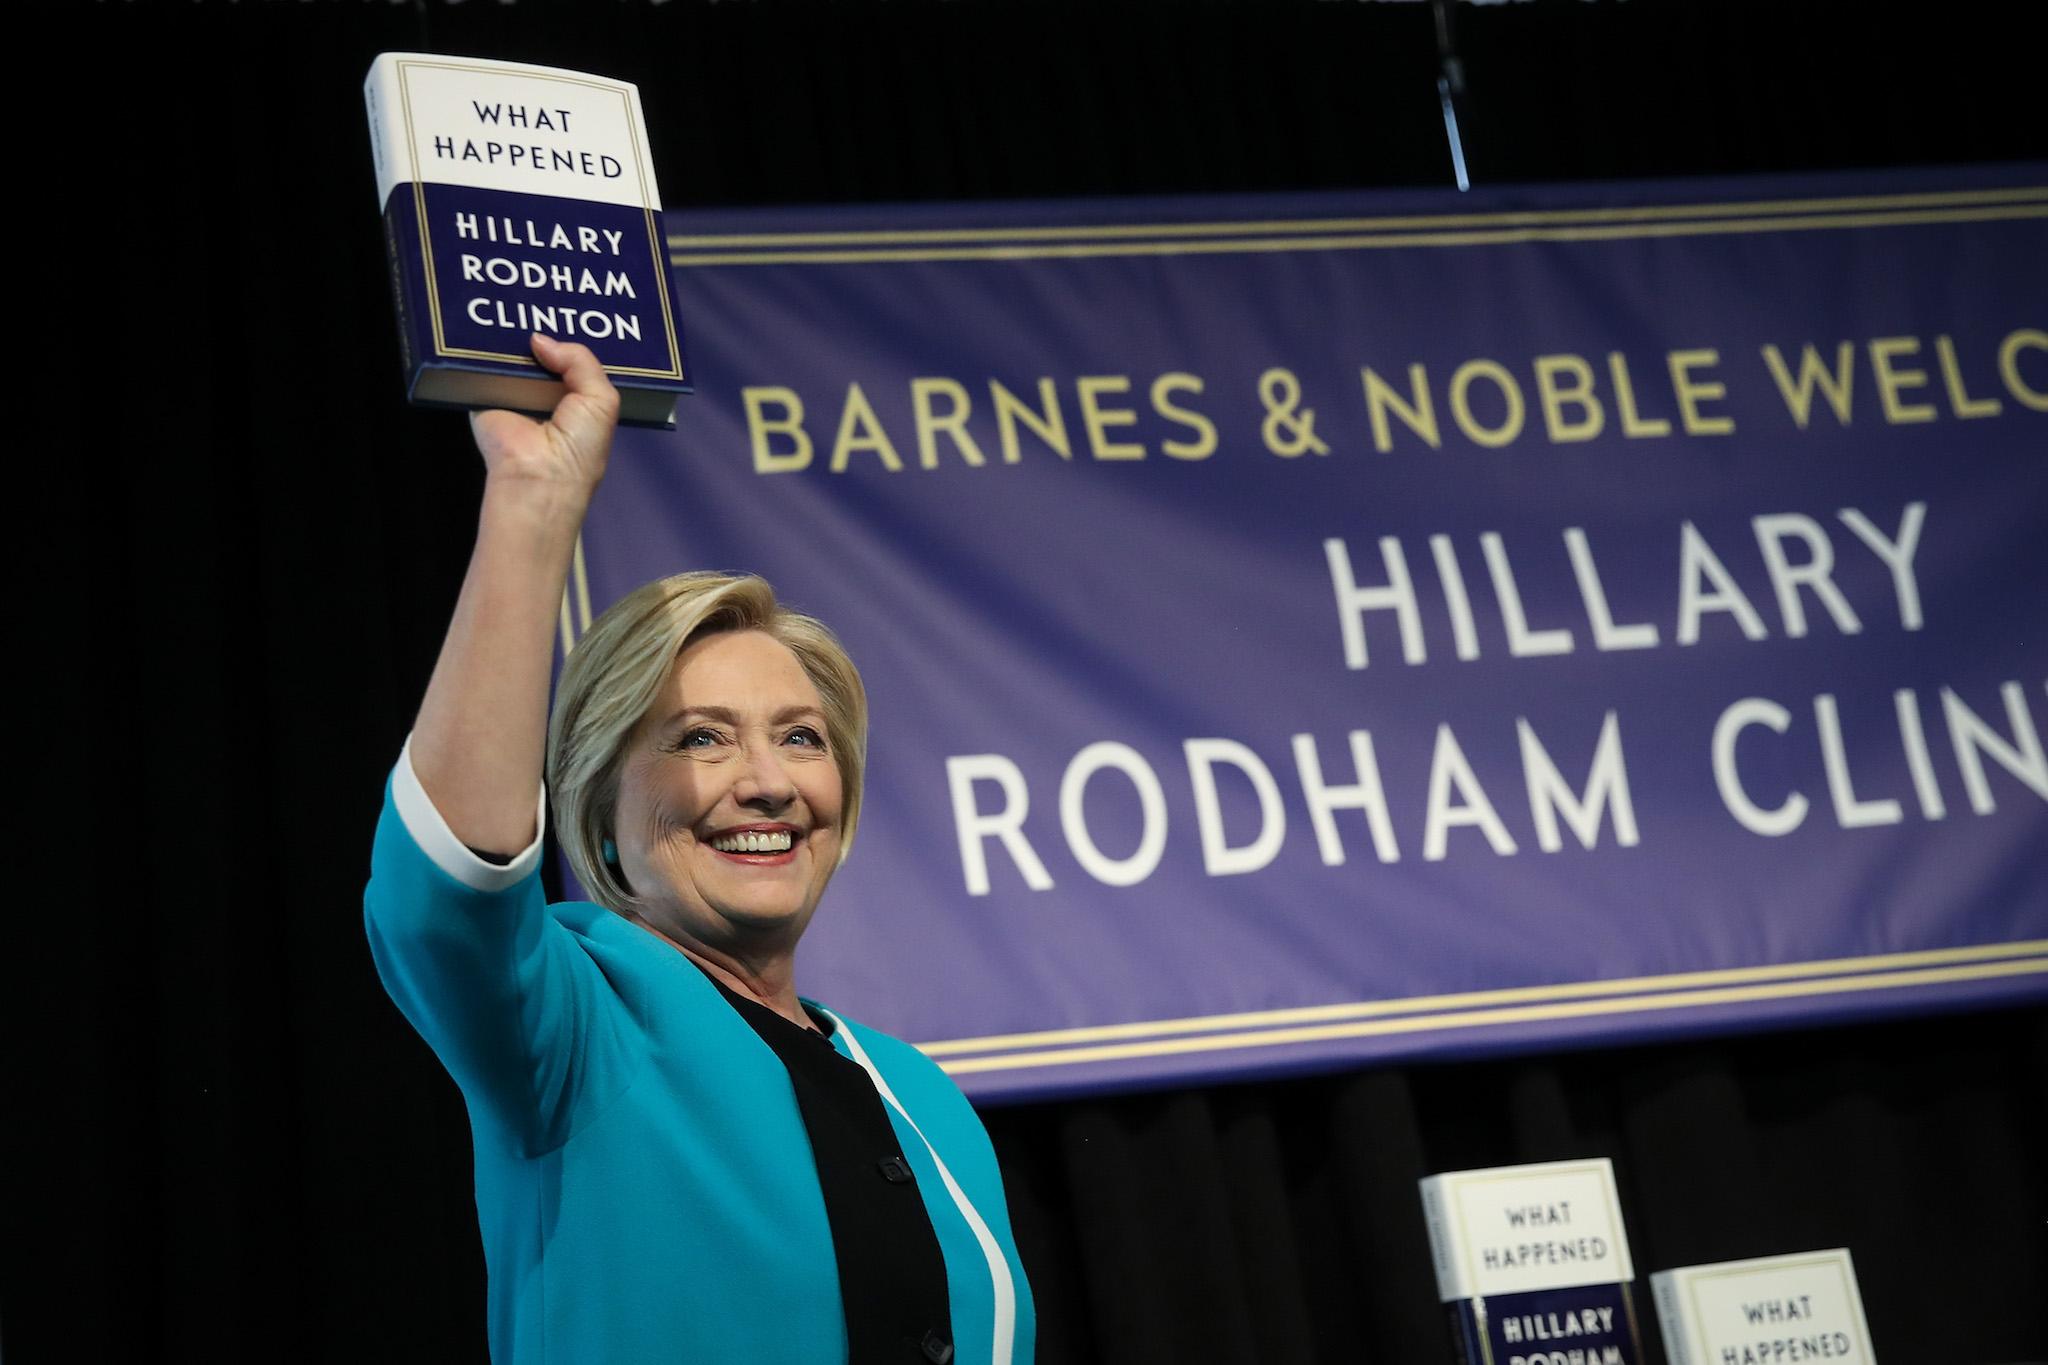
[392,734,547,893]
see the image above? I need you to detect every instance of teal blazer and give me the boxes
[365,776,1034,1364]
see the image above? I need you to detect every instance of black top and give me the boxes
[707,975,957,1365]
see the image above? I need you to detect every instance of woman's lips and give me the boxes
[711,845,798,866]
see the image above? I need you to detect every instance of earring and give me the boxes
[602,838,620,866]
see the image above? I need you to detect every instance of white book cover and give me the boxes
[1651,1248,1875,1365]
[365,52,662,212]
[1420,1157,1635,1302]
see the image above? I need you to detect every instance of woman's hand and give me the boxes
[469,334,622,494]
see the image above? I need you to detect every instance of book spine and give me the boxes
[1650,1274,1689,1365]
[1445,1299,1486,1365]
[383,199,419,382]
[367,54,425,390]
[362,55,412,208]
[1419,1175,1467,1302]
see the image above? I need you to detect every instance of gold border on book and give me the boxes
[668,192,2048,267]
[395,58,684,382]
[921,950,2048,1076]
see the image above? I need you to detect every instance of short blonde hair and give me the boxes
[547,572,867,912]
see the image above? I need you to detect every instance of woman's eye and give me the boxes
[677,727,721,750]
[785,727,826,749]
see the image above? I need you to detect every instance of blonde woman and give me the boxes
[366,336,1034,1365]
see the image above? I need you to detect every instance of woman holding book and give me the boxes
[365,335,1034,1365]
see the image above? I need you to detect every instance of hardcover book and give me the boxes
[1418,1158,1645,1365]
[364,52,690,429]
[1651,1248,1875,1365]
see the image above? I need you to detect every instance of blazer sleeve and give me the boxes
[363,739,629,1155]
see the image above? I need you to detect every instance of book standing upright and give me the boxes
[1419,1158,1646,1365]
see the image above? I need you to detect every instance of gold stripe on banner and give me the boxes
[557,534,593,656]
[670,201,2048,267]
[916,940,2048,1059]
[668,185,2048,250]
[571,535,593,635]
[928,955,2048,1077]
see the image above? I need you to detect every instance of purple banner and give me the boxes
[573,166,2048,1102]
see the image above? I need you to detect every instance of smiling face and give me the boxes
[609,628,846,957]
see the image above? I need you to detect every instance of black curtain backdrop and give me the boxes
[20,3,2045,1362]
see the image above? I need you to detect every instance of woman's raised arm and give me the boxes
[409,334,621,855]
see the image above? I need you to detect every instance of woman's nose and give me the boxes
[732,740,796,808]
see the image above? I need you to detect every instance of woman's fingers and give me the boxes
[464,336,620,485]
[532,334,615,403]
[530,334,621,477]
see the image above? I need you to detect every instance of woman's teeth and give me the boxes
[711,830,794,854]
